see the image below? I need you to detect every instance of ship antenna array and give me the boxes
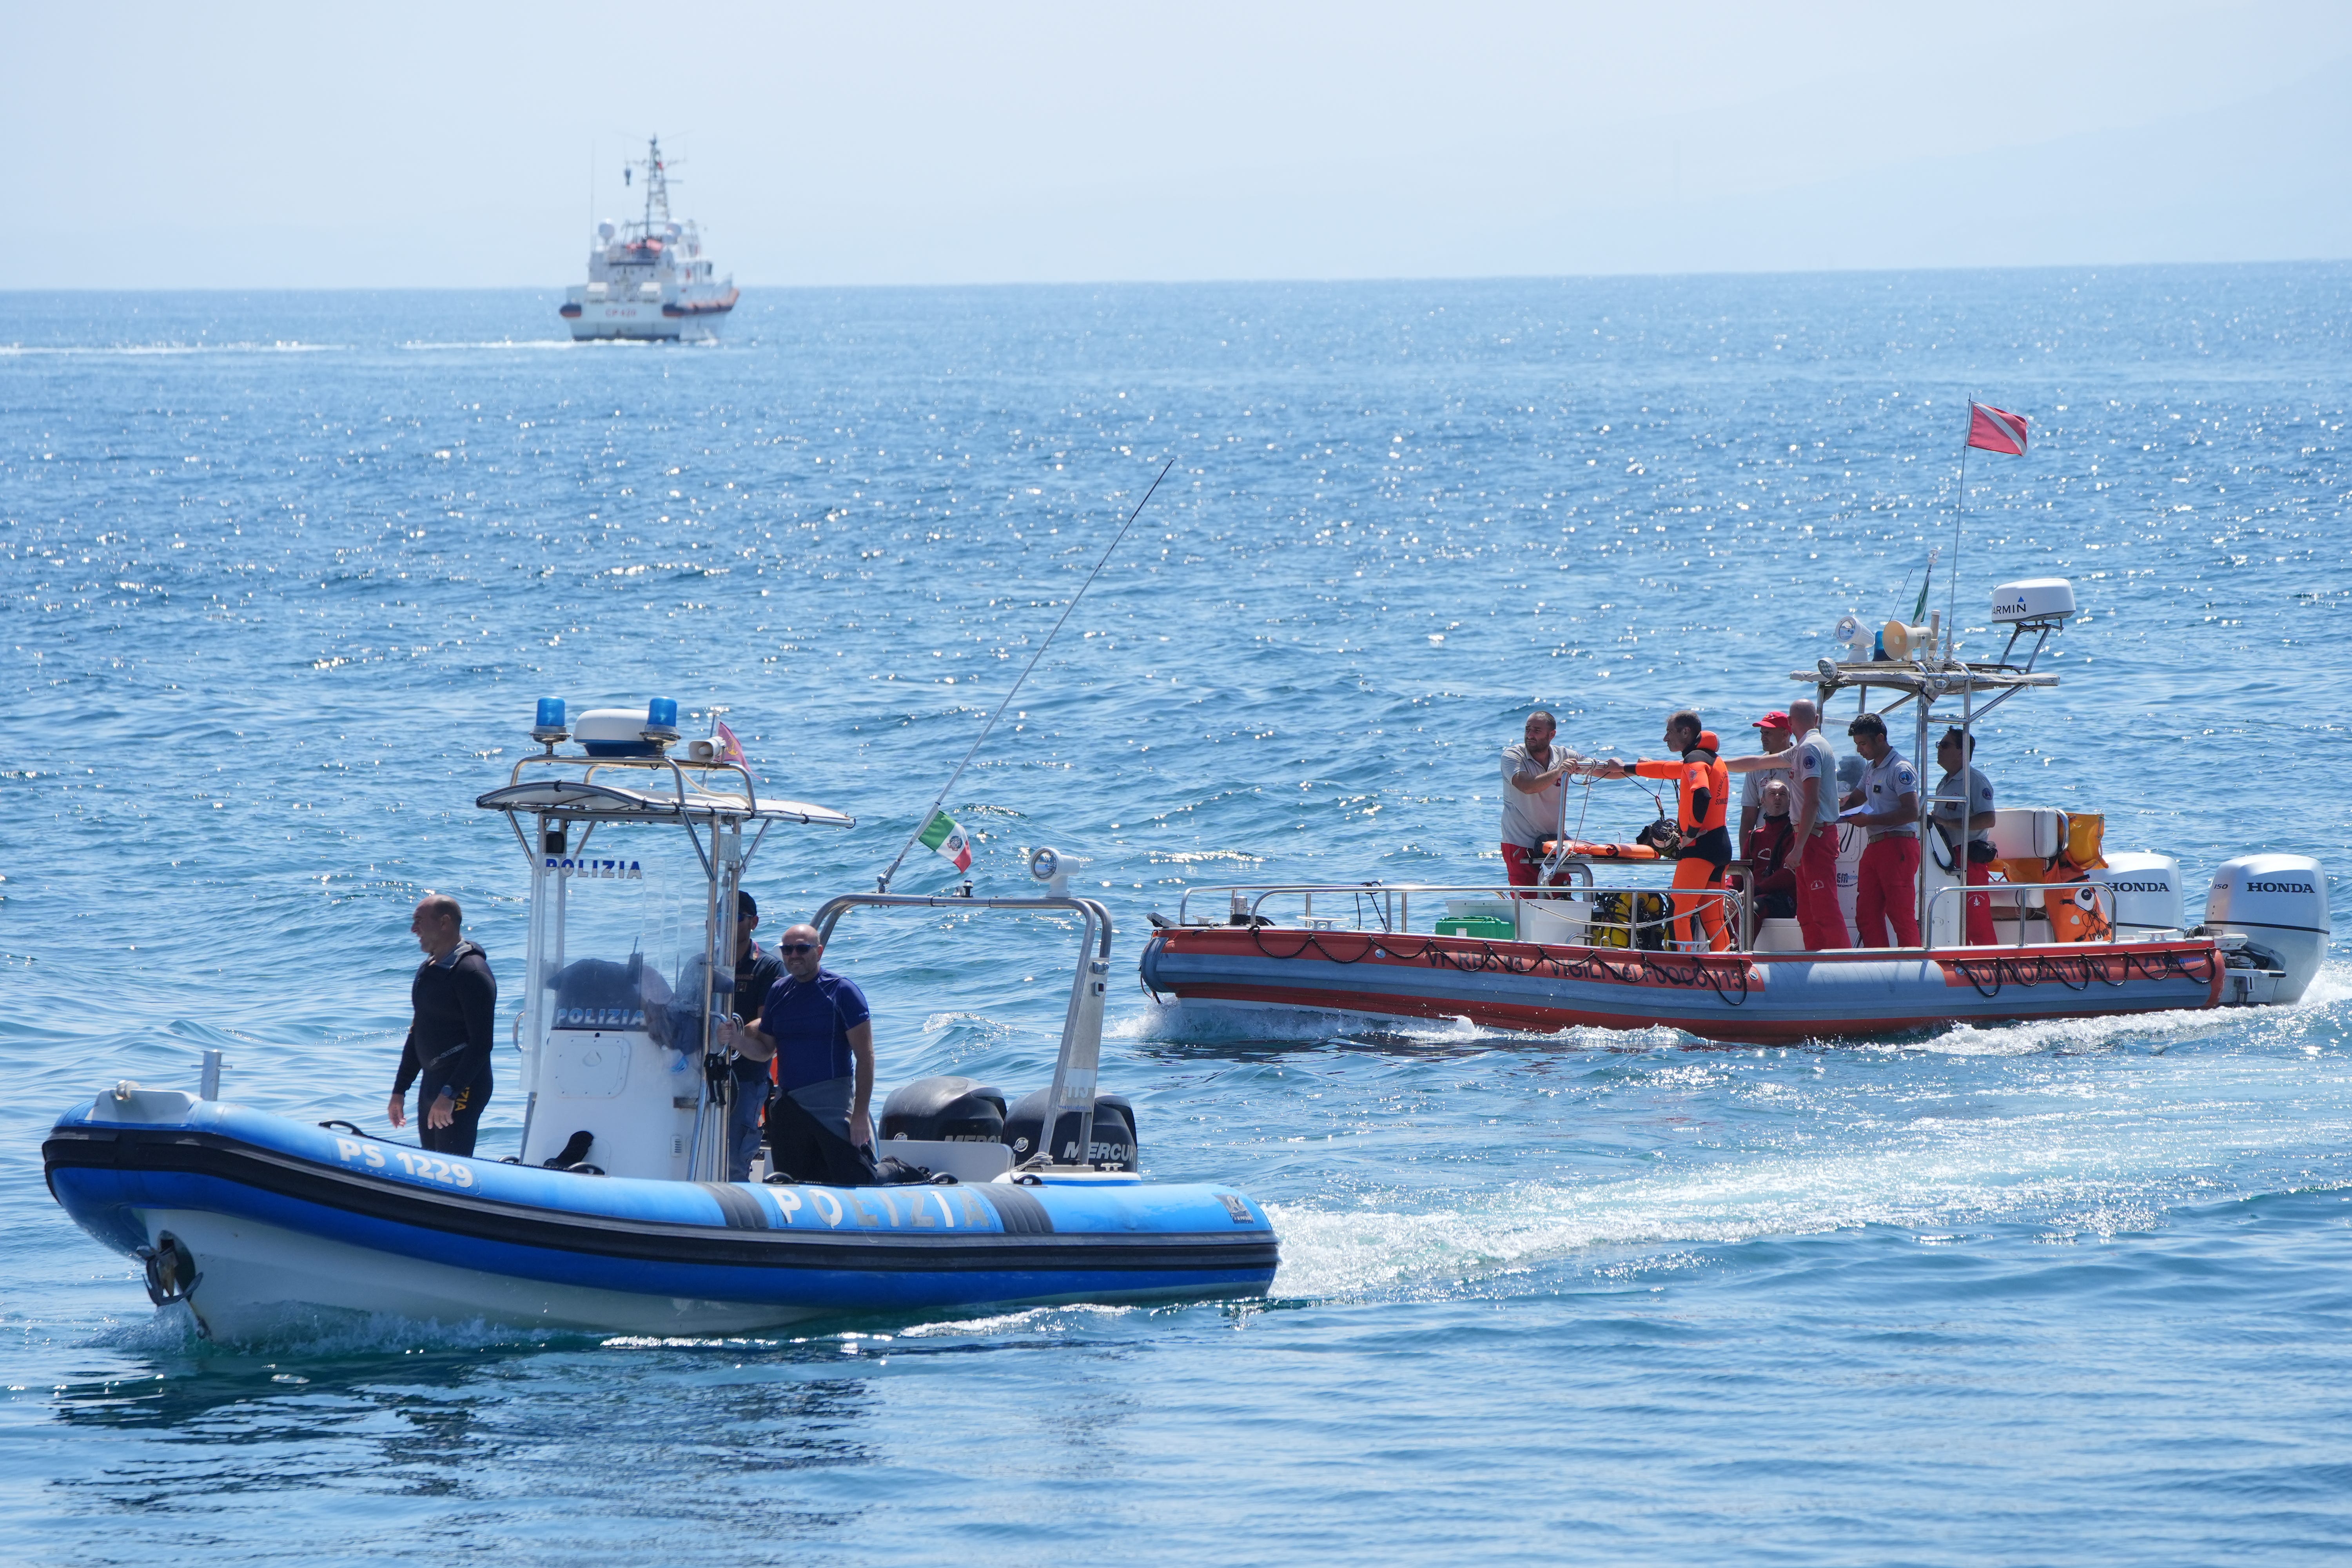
[875,458,1178,895]
[635,135,674,232]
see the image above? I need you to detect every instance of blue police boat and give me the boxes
[42,700,1278,1340]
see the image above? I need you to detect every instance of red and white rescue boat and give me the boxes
[1140,579,2331,1045]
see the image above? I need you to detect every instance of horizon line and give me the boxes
[5,256,2351,297]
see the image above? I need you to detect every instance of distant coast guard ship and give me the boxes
[561,136,738,342]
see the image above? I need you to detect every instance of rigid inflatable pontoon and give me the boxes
[1141,579,2332,1045]
[45,699,1277,1339]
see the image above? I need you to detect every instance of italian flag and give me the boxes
[918,809,973,872]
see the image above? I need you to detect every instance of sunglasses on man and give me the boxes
[777,942,818,955]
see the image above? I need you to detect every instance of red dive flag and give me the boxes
[1966,402,2029,456]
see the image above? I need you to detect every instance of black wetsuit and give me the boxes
[394,941,497,1156]
[1744,819,1798,920]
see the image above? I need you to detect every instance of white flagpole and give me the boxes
[1946,401,1972,662]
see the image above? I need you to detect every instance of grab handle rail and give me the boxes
[1924,880,2116,951]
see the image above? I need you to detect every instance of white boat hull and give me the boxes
[140,1206,816,1340]
[564,299,731,343]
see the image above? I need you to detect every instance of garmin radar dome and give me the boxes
[1989,578,2077,624]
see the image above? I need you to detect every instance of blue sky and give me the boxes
[7,0,2349,287]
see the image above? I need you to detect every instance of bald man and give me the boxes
[388,893,498,1155]
[735,922,877,1185]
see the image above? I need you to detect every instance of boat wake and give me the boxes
[0,341,346,357]
[397,339,587,352]
[1120,996,1681,1053]
[1269,1154,2167,1306]
[85,1301,581,1358]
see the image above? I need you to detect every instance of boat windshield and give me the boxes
[534,830,725,1054]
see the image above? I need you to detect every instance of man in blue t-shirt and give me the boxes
[733,921,875,1184]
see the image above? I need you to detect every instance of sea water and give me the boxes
[2,269,2348,1564]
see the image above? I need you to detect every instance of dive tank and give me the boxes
[879,1076,1007,1143]
[2204,854,2330,1004]
[1002,1088,1138,1171]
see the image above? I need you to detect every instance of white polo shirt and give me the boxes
[1791,731,1838,832]
[1860,750,1921,840]
[1932,764,1996,846]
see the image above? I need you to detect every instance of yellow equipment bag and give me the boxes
[2060,812,2106,872]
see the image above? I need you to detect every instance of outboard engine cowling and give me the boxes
[2093,851,2185,936]
[880,1076,1007,1143]
[1002,1089,1138,1171]
[2205,854,2330,1004]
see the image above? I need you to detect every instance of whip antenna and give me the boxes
[876,457,1178,894]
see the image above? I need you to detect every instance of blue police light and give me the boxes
[532,696,568,746]
[642,696,681,747]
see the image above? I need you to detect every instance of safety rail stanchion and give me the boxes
[1924,882,2114,951]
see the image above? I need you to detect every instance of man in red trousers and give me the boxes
[1785,698,1847,950]
[1842,712,1922,947]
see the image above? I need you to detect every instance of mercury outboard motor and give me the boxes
[880,1076,1007,1143]
[2204,854,2331,1004]
[1002,1088,1138,1171]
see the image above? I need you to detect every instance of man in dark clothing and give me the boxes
[734,922,875,1185]
[723,891,784,1181]
[387,893,497,1156]
[1739,776,1801,935]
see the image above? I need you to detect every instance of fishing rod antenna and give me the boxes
[875,457,1179,895]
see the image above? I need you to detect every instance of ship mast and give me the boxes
[635,135,673,236]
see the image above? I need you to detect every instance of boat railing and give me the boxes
[812,891,1118,1171]
[1173,877,1761,953]
[1174,878,2140,958]
[1923,881,2122,951]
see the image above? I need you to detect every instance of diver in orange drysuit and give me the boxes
[1608,711,1733,952]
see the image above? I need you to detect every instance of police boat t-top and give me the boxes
[43,699,1278,1341]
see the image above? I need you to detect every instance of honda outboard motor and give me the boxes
[2092,851,2185,936]
[880,1076,1007,1143]
[2204,854,2330,1004]
[1002,1088,1138,1171]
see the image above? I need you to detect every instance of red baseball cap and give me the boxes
[1753,710,1791,730]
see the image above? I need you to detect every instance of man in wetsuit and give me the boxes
[723,890,784,1181]
[1785,698,1847,950]
[1741,776,1800,933]
[735,922,875,1185]
[1842,711,1922,947]
[1499,710,1585,891]
[1607,710,1733,952]
[387,893,497,1156]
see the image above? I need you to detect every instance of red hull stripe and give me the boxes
[1141,929,2223,1045]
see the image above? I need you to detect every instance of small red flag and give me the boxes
[713,719,755,781]
[1966,402,2029,456]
